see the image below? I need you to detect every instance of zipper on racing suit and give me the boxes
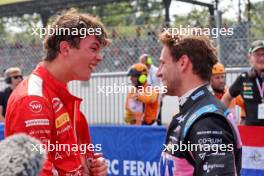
[73,100,91,175]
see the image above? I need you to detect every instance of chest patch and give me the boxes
[55,113,70,128]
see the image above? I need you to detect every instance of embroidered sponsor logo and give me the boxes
[243,95,253,99]
[52,97,63,113]
[197,131,223,135]
[55,113,70,128]
[55,152,63,160]
[203,162,224,173]
[198,138,223,144]
[29,130,50,135]
[243,82,253,86]
[191,90,205,100]
[57,125,71,135]
[243,86,252,91]
[243,91,253,95]
[199,153,206,160]
[25,119,49,127]
[29,100,43,113]
[176,115,185,123]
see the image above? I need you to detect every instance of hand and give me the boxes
[90,153,108,176]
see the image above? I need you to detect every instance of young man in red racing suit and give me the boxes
[157,32,242,176]
[5,9,110,176]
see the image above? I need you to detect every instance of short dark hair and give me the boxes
[43,8,110,61]
[159,32,218,81]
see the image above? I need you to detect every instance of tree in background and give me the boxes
[245,0,264,40]
[0,0,263,41]
[80,0,163,26]
[0,18,8,40]
[172,7,211,27]
[0,14,41,44]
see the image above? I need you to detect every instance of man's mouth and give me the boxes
[89,64,97,71]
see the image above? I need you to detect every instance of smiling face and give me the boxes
[249,48,264,73]
[66,35,103,81]
[156,46,181,96]
[42,10,109,82]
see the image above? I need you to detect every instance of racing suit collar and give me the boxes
[179,84,207,107]
[179,84,209,112]
[32,64,82,102]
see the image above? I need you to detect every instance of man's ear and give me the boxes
[246,53,251,61]
[59,41,70,56]
[178,54,190,72]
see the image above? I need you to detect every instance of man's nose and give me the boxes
[156,67,162,78]
[97,54,103,62]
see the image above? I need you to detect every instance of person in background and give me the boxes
[139,54,164,125]
[124,63,159,125]
[211,63,246,123]
[139,54,162,87]
[0,67,23,122]
[222,40,264,126]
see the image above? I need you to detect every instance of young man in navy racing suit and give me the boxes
[157,32,242,176]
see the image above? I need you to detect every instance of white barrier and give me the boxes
[0,67,249,125]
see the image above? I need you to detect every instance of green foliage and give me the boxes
[172,7,211,27]
[0,14,42,44]
[247,1,264,39]
[0,18,8,38]
[0,0,263,43]
[80,0,163,26]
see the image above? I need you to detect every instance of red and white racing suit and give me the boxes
[5,64,93,175]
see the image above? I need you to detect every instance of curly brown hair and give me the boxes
[159,31,218,81]
[43,8,110,61]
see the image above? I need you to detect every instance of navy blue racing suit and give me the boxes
[160,85,242,176]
